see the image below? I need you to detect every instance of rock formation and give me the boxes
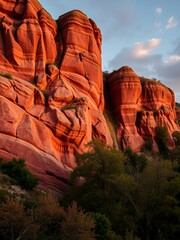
[0,0,112,195]
[108,66,179,151]
[0,0,179,194]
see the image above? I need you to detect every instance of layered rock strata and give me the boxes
[0,0,112,194]
[108,66,179,151]
[0,0,179,194]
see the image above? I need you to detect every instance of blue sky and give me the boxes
[38,0,180,102]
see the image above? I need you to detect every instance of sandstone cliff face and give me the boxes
[108,66,179,151]
[0,1,179,195]
[0,0,112,194]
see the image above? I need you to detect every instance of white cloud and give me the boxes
[109,38,161,67]
[109,38,161,77]
[166,16,178,29]
[155,7,162,15]
[132,39,161,58]
[164,55,180,63]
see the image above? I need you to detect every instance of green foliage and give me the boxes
[0,194,95,240]
[124,147,147,178]
[170,146,180,171]
[62,140,180,240]
[90,212,113,240]
[142,137,153,152]
[0,158,38,190]
[155,126,169,157]
[1,140,180,239]
[0,189,9,204]
[63,139,125,213]
[122,231,140,240]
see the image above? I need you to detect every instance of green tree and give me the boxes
[124,147,147,181]
[133,160,180,240]
[0,158,38,190]
[90,212,122,240]
[155,126,169,157]
[62,139,125,214]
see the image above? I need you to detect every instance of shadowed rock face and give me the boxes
[0,0,112,195]
[108,66,179,151]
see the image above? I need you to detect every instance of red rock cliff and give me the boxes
[0,0,179,194]
[108,66,179,151]
[0,0,112,194]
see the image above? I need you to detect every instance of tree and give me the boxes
[155,126,169,157]
[90,212,119,240]
[0,158,38,190]
[62,139,125,214]
[60,202,95,240]
[0,198,38,240]
[124,147,147,181]
[34,193,63,240]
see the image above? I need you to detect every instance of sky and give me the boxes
[38,0,180,102]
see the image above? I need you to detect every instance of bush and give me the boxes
[155,126,169,157]
[124,147,147,177]
[90,212,114,240]
[0,190,9,204]
[0,158,38,190]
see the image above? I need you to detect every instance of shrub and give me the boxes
[60,202,95,240]
[124,147,147,178]
[155,126,169,157]
[0,190,9,204]
[90,212,114,240]
[0,198,38,240]
[0,158,38,190]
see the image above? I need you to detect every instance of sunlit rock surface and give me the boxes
[0,0,112,195]
[108,66,179,151]
[0,0,179,194]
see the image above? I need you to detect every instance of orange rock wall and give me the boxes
[108,67,179,151]
[0,0,112,195]
[0,0,179,194]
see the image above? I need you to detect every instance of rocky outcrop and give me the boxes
[0,1,179,195]
[108,66,179,151]
[0,0,112,195]
[107,66,144,151]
